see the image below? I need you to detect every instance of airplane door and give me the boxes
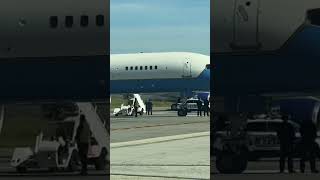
[231,0,261,50]
[111,67,120,80]
[111,68,116,80]
[182,60,192,78]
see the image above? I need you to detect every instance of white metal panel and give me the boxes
[182,59,192,78]
[212,0,235,52]
[231,0,260,49]
[0,0,108,58]
[77,103,108,148]
[258,0,315,51]
[213,0,320,52]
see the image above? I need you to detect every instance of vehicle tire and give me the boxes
[216,151,248,174]
[16,166,27,173]
[177,109,187,116]
[171,104,177,111]
[95,148,107,170]
[68,151,79,172]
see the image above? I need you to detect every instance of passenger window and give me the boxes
[80,15,89,27]
[308,9,320,26]
[125,67,128,71]
[130,66,133,70]
[50,16,58,28]
[96,15,104,26]
[135,66,138,70]
[140,66,143,70]
[150,66,153,70]
[65,16,73,28]
[145,66,148,70]
[155,66,158,70]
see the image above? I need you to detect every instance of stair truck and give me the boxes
[113,94,146,116]
[10,102,109,172]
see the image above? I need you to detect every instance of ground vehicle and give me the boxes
[213,97,320,173]
[213,117,301,173]
[10,103,108,172]
[246,119,300,159]
[113,94,146,116]
[11,119,79,173]
[171,92,210,111]
[177,98,203,116]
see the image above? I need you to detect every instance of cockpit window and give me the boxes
[307,9,320,26]
[205,64,211,69]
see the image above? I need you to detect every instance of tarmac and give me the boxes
[110,109,210,179]
[212,154,320,180]
[0,108,210,180]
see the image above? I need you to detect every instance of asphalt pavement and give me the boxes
[111,109,210,179]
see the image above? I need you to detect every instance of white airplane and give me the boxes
[0,0,108,101]
[212,0,320,105]
[110,52,210,96]
[212,0,320,174]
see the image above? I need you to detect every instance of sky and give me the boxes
[110,0,210,55]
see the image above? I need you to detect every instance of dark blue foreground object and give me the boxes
[0,55,108,102]
[212,25,320,113]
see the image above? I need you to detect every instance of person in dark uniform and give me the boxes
[149,99,153,115]
[75,114,91,175]
[277,115,295,173]
[203,99,209,116]
[197,99,202,117]
[134,98,138,117]
[300,121,319,173]
[145,100,150,115]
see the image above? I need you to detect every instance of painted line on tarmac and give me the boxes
[212,170,279,175]
[111,121,208,131]
[111,173,209,180]
[0,173,108,177]
[111,131,209,148]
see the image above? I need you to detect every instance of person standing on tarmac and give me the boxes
[203,99,209,116]
[277,115,296,173]
[145,100,150,115]
[75,114,91,176]
[299,121,319,173]
[149,99,153,115]
[197,99,202,117]
[134,98,138,117]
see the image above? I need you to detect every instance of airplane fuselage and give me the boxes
[212,0,320,97]
[0,0,108,101]
[110,52,210,94]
